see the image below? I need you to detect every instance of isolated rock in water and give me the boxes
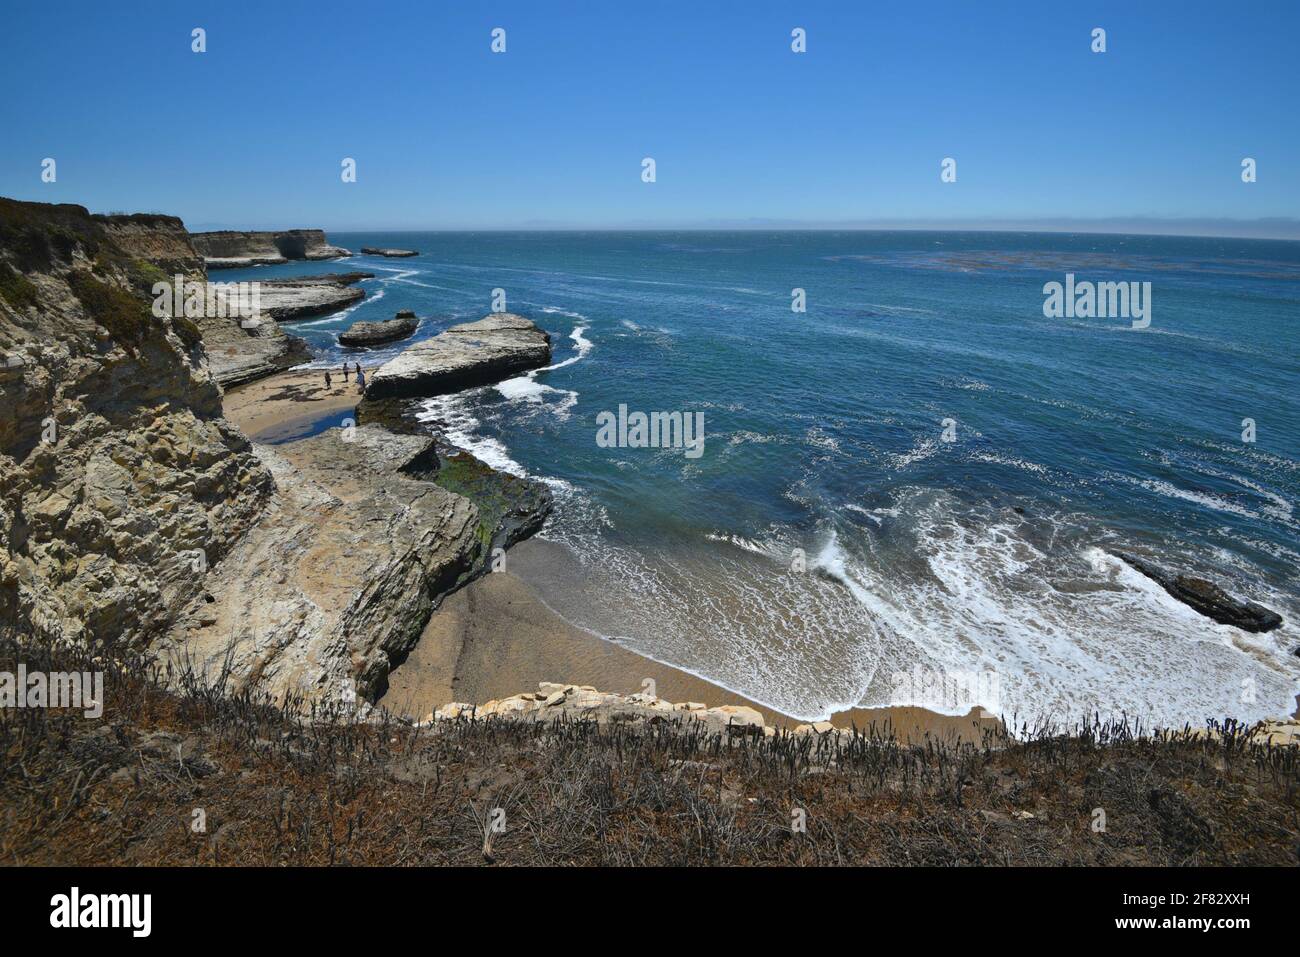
[395,308,416,318]
[1113,551,1283,633]
[338,314,418,348]
[364,313,551,400]
[361,246,419,258]
[254,272,372,322]
[191,229,351,268]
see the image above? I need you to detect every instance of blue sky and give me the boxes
[1,0,1296,234]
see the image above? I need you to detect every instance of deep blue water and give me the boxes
[221,231,1300,724]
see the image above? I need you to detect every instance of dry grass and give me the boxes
[2,631,1297,866]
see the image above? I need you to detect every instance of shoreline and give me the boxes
[382,543,998,742]
[222,365,376,442]
[226,367,999,742]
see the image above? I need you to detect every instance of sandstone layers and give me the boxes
[191,229,351,269]
[166,425,484,704]
[98,213,341,388]
[1,198,554,710]
[254,272,371,322]
[363,313,551,400]
[0,200,272,648]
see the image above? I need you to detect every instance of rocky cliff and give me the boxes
[0,198,273,648]
[95,210,313,388]
[190,229,351,268]
[1,197,551,709]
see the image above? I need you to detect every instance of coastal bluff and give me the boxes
[0,199,273,648]
[190,228,351,269]
[363,313,551,400]
[0,197,552,708]
[99,215,367,386]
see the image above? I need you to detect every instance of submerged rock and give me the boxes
[1113,551,1283,633]
[363,313,551,400]
[360,246,419,258]
[338,313,418,348]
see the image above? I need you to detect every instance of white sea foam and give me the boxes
[539,324,593,371]
[539,485,1300,726]
[414,392,528,477]
[489,320,592,419]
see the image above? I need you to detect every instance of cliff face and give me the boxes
[98,213,206,280]
[0,198,272,648]
[97,213,312,388]
[189,229,351,268]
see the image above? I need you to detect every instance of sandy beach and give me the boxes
[223,366,375,442]
[383,545,997,742]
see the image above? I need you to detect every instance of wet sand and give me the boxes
[383,541,998,743]
[222,367,373,442]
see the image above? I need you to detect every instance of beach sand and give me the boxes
[226,368,998,744]
[222,366,372,442]
[383,540,998,743]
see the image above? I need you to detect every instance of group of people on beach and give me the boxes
[325,362,366,394]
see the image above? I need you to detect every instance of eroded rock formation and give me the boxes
[1113,550,1283,633]
[363,313,551,400]
[0,199,273,648]
[190,229,351,269]
[338,313,418,348]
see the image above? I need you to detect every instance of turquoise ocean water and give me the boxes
[219,231,1300,725]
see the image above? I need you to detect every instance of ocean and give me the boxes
[218,230,1300,726]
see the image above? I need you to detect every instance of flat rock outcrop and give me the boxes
[191,229,351,269]
[363,313,551,401]
[1114,550,1284,633]
[338,313,418,348]
[360,247,418,258]
[255,272,372,322]
[192,301,311,388]
[165,425,511,705]
[0,198,273,648]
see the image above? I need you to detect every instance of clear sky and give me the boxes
[1,0,1296,235]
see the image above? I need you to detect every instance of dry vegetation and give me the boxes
[2,631,1297,866]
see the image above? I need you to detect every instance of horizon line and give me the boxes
[184,219,1300,243]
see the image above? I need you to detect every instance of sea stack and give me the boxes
[338,311,420,348]
[363,313,551,400]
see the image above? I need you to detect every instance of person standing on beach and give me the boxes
[356,367,366,394]
[342,363,350,382]
[325,370,332,389]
